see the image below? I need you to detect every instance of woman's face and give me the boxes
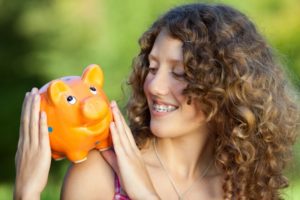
[143,29,207,138]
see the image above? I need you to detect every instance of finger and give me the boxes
[29,94,40,147]
[101,148,127,195]
[18,92,30,149]
[111,101,138,151]
[20,91,35,147]
[110,122,123,155]
[101,149,120,176]
[110,102,132,153]
[39,111,50,149]
[118,107,139,151]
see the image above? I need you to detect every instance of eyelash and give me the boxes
[147,67,185,80]
[172,72,185,79]
[148,67,158,74]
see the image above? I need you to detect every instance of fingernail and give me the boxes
[32,87,39,94]
[35,94,40,101]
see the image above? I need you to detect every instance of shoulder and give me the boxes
[61,150,115,200]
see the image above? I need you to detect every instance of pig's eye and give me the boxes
[89,86,97,95]
[66,96,76,104]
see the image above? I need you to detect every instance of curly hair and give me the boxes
[126,3,299,200]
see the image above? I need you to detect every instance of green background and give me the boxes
[0,0,299,199]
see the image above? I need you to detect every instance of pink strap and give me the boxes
[113,173,130,200]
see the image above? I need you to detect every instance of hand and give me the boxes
[14,88,51,200]
[101,101,160,200]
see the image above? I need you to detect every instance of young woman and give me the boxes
[14,3,299,200]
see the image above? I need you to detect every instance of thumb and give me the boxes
[101,149,120,176]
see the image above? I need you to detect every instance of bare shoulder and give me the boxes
[61,150,115,200]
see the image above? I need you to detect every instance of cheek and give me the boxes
[172,82,187,102]
[143,76,150,96]
[185,102,207,124]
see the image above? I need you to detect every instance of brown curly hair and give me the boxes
[126,3,299,200]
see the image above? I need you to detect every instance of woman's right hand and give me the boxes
[14,88,51,200]
[102,101,160,200]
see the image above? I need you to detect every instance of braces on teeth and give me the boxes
[153,104,177,112]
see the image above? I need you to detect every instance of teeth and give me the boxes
[153,104,177,112]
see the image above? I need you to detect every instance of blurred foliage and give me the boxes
[0,0,299,199]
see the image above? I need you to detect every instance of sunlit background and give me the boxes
[0,0,299,199]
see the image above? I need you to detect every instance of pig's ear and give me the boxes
[47,80,70,105]
[82,64,104,88]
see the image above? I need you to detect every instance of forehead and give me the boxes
[150,29,183,60]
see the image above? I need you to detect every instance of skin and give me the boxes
[145,29,207,139]
[14,30,224,200]
[14,88,51,200]
[139,29,223,199]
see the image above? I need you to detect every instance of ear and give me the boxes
[47,80,70,105]
[82,64,104,88]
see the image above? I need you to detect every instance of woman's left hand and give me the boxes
[101,101,159,200]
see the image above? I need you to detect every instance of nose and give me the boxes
[146,69,169,96]
[81,96,108,120]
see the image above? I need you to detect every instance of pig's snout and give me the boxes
[81,97,108,120]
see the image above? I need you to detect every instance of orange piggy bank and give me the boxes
[39,64,112,163]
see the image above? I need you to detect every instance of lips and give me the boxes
[152,99,179,113]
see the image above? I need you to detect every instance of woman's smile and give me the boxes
[143,29,207,138]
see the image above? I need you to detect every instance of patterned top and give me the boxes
[113,173,131,200]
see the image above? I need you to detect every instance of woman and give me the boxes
[14,3,299,200]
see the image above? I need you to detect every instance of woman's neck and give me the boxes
[153,131,215,180]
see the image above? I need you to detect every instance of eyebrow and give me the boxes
[148,54,159,62]
[148,54,183,65]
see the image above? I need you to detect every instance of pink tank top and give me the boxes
[113,174,130,200]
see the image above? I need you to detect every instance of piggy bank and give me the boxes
[39,64,112,163]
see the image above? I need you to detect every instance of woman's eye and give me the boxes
[66,95,77,104]
[148,67,158,75]
[89,86,97,94]
[172,72,185,80]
